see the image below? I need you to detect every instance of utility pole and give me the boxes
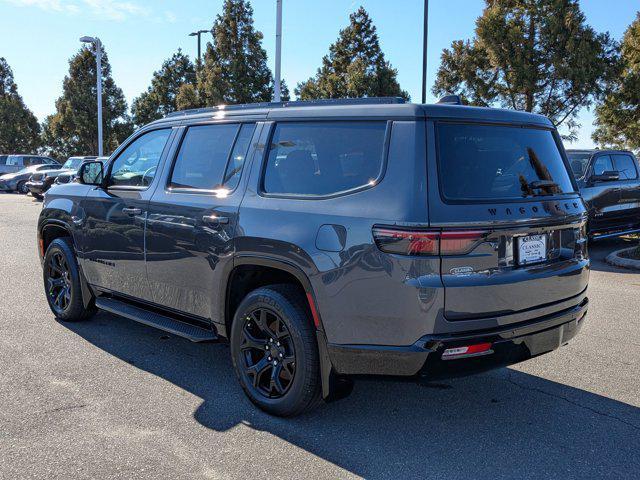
[421,0,429,104]
[274,0,283,102]
[189,29,210,65]
[80,36,103,156]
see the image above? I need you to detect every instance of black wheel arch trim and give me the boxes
[227,254,351,402]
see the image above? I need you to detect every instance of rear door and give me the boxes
[145,122,259,321]
[427,121,589,322]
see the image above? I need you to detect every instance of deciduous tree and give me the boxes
[433,0,617,140]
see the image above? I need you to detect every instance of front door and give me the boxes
[79,128,174,302]
[583,153,623,233]
[145,122,259,323]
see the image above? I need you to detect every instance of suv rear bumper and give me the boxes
[326,297,588,378]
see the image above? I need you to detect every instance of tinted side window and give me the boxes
[109,129,171,188]
[170,124,238,190]
[263,122,387,196]
[592,155,614,176]
[6,156,21,166]
[0,156,7,165]
[222,123,255,190]
[613,154,638,180]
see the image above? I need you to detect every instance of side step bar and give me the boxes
[95,297,218,343]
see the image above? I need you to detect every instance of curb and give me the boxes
[605,247,640,270]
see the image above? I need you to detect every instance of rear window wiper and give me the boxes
[528,180,559,190]
[524,179,560,197]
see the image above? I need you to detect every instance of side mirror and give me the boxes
[78,161,104,186]
[590,170,620,183]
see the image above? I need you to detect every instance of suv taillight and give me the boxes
[372,227,486,256]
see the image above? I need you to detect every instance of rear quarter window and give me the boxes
[262,121,388,197]
[436,123,575,201]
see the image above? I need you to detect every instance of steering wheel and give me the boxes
[141,165,157,186]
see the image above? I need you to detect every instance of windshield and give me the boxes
[62,158,84,170]
[566,152,591,179]
[436,123,575,200]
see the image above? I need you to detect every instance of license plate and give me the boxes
[518,234,547,265]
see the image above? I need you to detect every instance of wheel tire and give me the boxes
[230,284,322,417]
[17,181,28,194]
[43,237,95,322]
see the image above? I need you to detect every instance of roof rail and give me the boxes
[165,97,406,118]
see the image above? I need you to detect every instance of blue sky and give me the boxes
[0,0,637,148]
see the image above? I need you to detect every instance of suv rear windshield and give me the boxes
[437,123,575,200]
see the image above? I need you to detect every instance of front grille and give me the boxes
[57,176,71,184]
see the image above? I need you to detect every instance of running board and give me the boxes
[95,297,218,342]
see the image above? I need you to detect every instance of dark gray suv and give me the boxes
[37,98,589,416]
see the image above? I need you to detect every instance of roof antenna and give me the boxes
[436,94,462,105]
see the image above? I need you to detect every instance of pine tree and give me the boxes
[0,57,41,153]
[432,0,617,140]
[197,0,273,105]
[42,47,132,157]
[593,13,640,151]
[131,49,196,126]
[295,7,408,100]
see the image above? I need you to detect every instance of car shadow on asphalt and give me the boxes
[60,312,640,478]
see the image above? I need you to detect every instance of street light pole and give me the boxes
[189,29,210,65]
[421,0,429,104]
[80,36,103,156]
[274,0,283,102]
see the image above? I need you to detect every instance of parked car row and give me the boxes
[0,155,109,197]
[26,156,100,199]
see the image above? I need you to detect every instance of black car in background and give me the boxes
[27,156,97,199]
[567,149,640,239]
[0,164,62,194]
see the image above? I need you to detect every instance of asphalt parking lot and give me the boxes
[0,193,638,480]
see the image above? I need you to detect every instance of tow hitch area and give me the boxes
[441,342,493,360]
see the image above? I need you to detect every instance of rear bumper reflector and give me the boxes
[441,342,493,360]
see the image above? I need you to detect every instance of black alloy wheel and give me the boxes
[239,307,296,398]
[230,285,322,416]
[43,237,95,321]
[46,251,72,315]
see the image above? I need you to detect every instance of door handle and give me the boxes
[122,207,142,216]
[202,215,229,226]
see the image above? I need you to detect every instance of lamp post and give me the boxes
[421,0,429,104]
[189,29,210,65]
[80,36,103,156]
[274,0,283,102]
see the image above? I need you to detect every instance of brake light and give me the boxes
[371,228,439,255]
[372,227,486,256]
